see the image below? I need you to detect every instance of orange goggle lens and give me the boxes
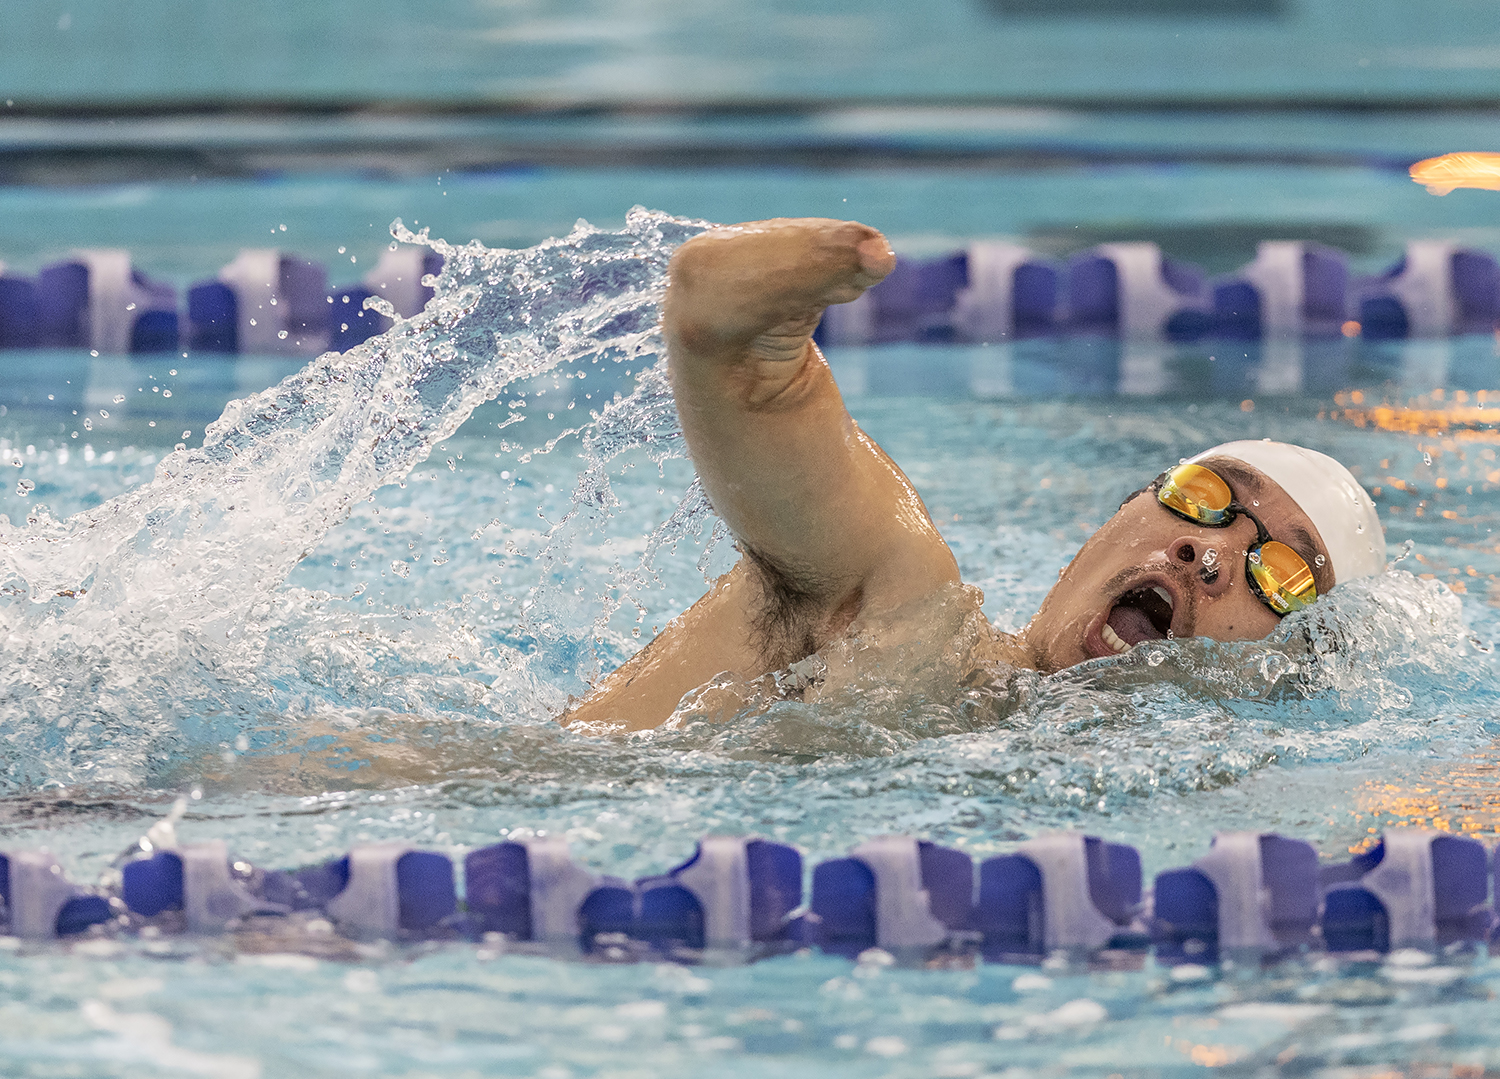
[1247,540,1318,614]
[1156,463,1234,525]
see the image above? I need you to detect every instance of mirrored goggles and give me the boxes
[1152,462,1318,616]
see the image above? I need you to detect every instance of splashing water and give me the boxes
[0,208,714,792]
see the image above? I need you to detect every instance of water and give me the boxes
[5,211,1500,1076]
[5,0,1500,105]
[6,159,1500,285]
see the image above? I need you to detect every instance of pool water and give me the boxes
[5,157,1500,283]
[5,210,1500,1077]
[9,0,1500,105]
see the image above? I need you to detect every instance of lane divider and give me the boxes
[819,239,1500,346]
[2,829,1494,962]
[2,239,1499,357]
[0,247,442,355]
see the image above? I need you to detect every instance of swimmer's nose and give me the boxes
[1171,537,1235,598]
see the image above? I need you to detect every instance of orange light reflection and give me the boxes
[1350,743,1500,849]
[1164,1036,1250,1068]
[1410,152,1500,195]
[1326,390,1500,445]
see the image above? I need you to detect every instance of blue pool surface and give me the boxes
[6,0,1500,104]
[4,158,1500,287]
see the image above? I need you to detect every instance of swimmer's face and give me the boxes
[1020,458,1335,672]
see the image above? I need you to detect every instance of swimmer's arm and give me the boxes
[663,219,961,613]
[564,220,961,734]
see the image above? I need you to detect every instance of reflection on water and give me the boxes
[1331,385,1500,441]
[1411,152,1500,196]
[1352,743,1500,842]
[825,333,1500,406]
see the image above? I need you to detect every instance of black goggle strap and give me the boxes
[1230,501,1273,549]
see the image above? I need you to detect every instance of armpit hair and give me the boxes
[741,544,858,671]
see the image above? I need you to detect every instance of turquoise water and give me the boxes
[3,156,1500,283]
[4,0,1500,104]
[4,208,1500,1075]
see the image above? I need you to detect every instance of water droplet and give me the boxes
[82,418,92,431]
[1202,547,1218,567]
[169,369,177,376]
[98,409,108,418]
[89,350,98,357]
[162,390,171,398]
[1424,451,1433,466]
[447,457,456,471]
[249,318,257,326]
[182,430,191,439]
[278,330,289,340]
[112,394,125,404]
[390,559,411,578]
[338,246,346,254]
[1315,554,1326,567]
[15,478,34,496]
[1259,652,1288,683]
[1147,651,1165,666]
[278,223,286,232]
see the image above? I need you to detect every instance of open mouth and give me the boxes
[1100,584,1175,654]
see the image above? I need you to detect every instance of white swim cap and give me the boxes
[1187,440,1386,585]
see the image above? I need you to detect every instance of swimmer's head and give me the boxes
[1184,440,1385,583]
[1020,439,1385,672]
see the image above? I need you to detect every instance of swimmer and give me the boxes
[563,218,1385,731]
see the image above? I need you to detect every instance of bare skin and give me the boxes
[563,218,1334,733]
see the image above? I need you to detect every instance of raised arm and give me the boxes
[663,218,959,611]
[565,219,961,730]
